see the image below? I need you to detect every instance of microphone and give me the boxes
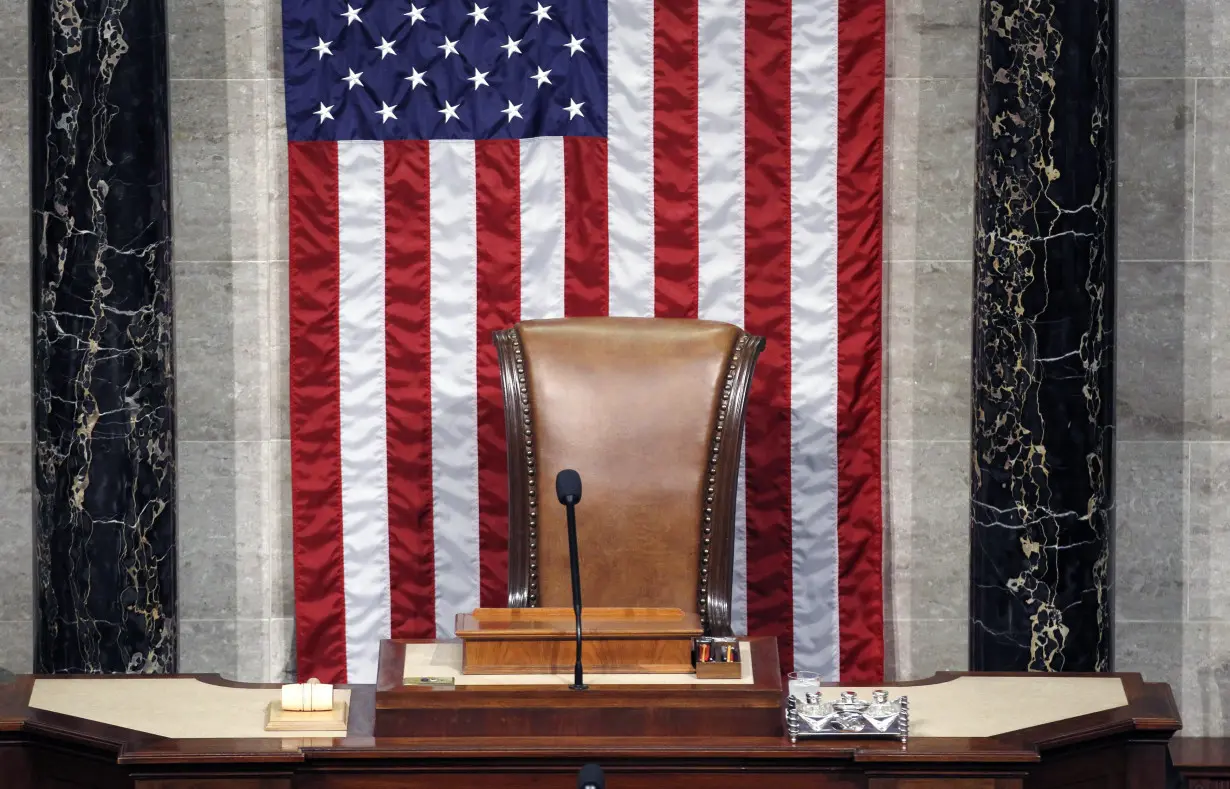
[577,763,605,789]
[556,469,586,690]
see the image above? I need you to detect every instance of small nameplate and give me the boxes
[406,676,455,686]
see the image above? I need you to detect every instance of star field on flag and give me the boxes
[283,0,608,140]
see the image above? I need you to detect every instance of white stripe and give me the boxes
[606,0,655,317]
[790,1,841,678]
[520,137,566,320]
[337,140,391,683]
[429,140,480,638]
[696,0,748,636]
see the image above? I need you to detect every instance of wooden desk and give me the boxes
[0,646,1181,789]
[1168,738,1230,787]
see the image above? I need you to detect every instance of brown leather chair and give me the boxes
[493,317,765,636]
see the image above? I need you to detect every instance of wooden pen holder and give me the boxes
[693,637,742,680]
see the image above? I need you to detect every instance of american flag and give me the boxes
[282,0,885,684]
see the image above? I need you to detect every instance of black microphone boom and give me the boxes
[556,468,587,690]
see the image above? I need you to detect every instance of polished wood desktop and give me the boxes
[0,642,1181,789]
[1168,738,1230,787]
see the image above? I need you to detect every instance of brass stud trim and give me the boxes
[697,333,749,627]
[510,329,540,606]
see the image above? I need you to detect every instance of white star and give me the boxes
[467,3,489,23]
[341,3,362,25]
[565,34,585,56]
[530,66,552,87]
[375,37,397,59]
[376,101,398,124]
[438,100,461,123]
[530,2,551,23]
[500,35,522,57]
[313,102,335,123]
[501,100,523,123]
[405,2,426,24]
[342,68,364,89]
[563,98,584,119]
[405,66,427,89]
[467,68,489,90]
[439,36,459,58]
[311,37,333,58]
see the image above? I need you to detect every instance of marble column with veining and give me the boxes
[969,0,1116,672]
[30,0,177,673]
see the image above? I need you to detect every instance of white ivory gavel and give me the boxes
[280,677,334,712]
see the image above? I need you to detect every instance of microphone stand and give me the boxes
[565,497,587,690]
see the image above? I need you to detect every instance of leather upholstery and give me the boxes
[495,317,765,633]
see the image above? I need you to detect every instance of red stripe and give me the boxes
[475,139,522,608]
[835,0,886,683]
[563,137,609,316]
[288,141,346,683]
[652,0,700,318]
[385,141,436,640]
[743,0,794,675]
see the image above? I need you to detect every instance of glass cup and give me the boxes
[787,670,820,701]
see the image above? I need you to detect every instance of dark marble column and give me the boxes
[969,0,1115,672]
[30,0,177,673]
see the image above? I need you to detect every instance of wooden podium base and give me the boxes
[373,636,784,738]
[454,607,703,674]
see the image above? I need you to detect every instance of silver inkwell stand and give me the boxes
[784,687,910,744]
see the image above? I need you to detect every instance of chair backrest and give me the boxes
[493,317,765,635]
